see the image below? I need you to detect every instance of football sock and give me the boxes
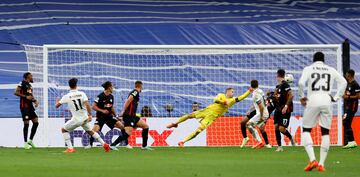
[29,122,38,140]
[282,129,293,140]
[92,132,105,145]
[302,132,316,162]
[23,123,29,142]
[241,122,247,138]
[275,129,282,146]
[63,132,73,149]
[319,135,330,166]
[261,130,269,145]
[142,128,149,147]
[111,129,128,146]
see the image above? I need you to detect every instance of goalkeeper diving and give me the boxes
[167,86,253,147]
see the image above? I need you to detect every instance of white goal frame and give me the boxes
[41,44,343,146]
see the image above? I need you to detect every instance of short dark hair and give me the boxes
[277,69,285,78]
[313,52,325,62]
[102,81,112,90]
[135,80,143,88]
[347,69,355,77]
[23,72,31,79]
[192,102,198,105]
[225,87,234,93]
[251,80,258,88]
[69,78,78,89]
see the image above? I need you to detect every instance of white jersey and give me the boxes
[252,88,269,118]
[298,61,347,107]
[59,90,89,121]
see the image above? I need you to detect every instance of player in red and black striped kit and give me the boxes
[343,69,360,149]
[14,72,39,149]
[273,69,295,152]
[110,81,153,150]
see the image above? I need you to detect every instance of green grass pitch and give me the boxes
[0,147,358,177]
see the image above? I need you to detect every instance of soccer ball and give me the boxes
[285,74,294,84]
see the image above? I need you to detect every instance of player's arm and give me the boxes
[332,70,347,102]
[235,90,252,102]
[84,100,92,122]
[120,95,134,116]
[344,84,360,100]
[82,93,92,121]
[55,97,63,108]
[226,89,252,107]
[111,107,116,116]
[14,85,34,101]
[282,89,293,113]
[298,67,309,106]
[92,102,109,115]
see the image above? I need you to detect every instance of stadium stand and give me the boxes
[0,0,360,117]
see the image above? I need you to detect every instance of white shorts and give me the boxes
[249,112,268,126]
[63,118,92,132]
[302,105,332,129]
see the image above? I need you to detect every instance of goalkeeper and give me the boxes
[167,87,253,147]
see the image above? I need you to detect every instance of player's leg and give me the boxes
[136,118,152,150]
[273,111,283,151]
[23,120,30,149]
[167,110,201,128]
[88,124,102,147]
[111,116,133,147]
[89,119,105,148]
[241,115,251,138]
[181,124,206,146]
[84,122,110,152]
[246,114,264,149]
[62,119,80,153]
[110,120,131,150]
[240,111,254,148]
[113,119,124,130]
[278,112,295,146]
[343,111,357,148]
[317,105,333,171]
[21,110,31,149]
[302,106,320,171]
[180,114,215,147]
[259,123,271,148]
[27,111,39,148]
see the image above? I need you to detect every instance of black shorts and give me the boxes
[21,109,38,121]
[274,110,291,128]
[246,110,257,119]
[94,116,118,129]
[123,115,140,128]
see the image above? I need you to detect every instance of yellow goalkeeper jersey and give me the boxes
[205,90,251,116]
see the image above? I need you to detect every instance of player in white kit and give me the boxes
[55,78,110,153]
[246,80,269,149]
[298,52,347,172]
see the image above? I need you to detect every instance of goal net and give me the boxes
[23,45,343,147]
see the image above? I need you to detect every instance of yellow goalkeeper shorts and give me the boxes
[192,109,218,128]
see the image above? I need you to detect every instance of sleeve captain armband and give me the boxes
[235,98,240,102]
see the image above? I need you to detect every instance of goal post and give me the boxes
[24,44,343,147]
